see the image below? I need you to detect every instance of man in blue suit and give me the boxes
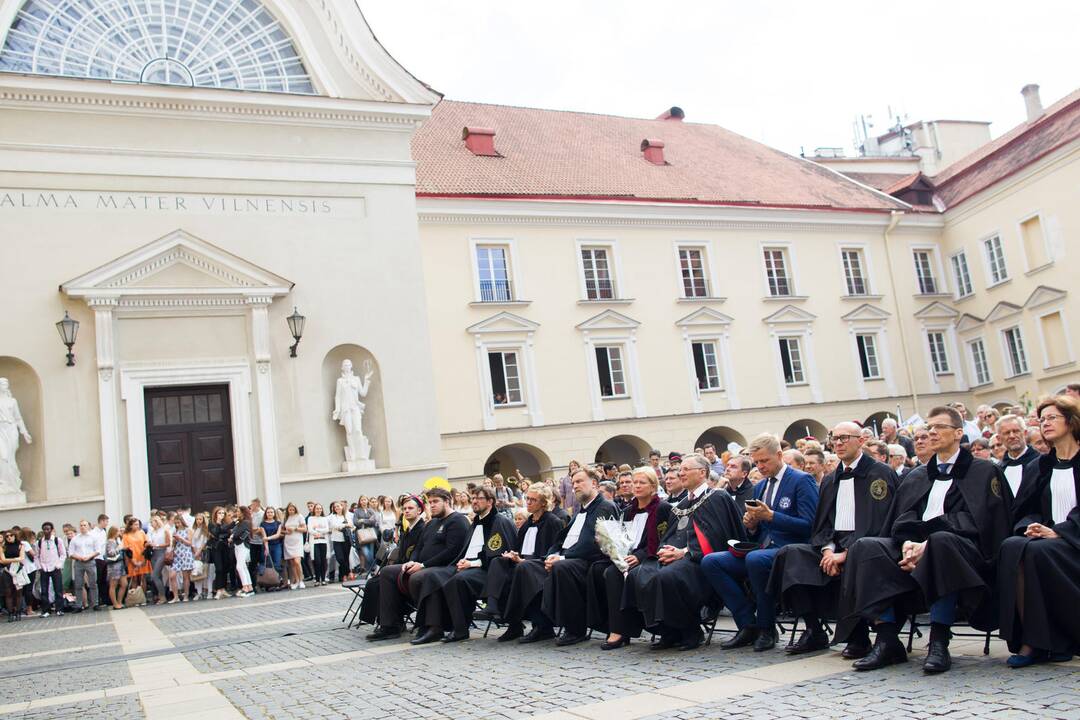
[701,432,819,651]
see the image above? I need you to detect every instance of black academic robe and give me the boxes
[375,513,470,630]
[484,511,563,617]
[585,498,673,637]
[838,448,1009,638]
[996,450,1080,654]
[768,454,896,632]
[358,518,425,625]
[425,511,518,632]
[538,496,618,634]
[999,445,1041,509]
[726,479,754,517]
[624,489,744,637]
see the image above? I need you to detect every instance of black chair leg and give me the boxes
[785,615,800,649]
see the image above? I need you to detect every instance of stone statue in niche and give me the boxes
[332,359,375,472]
[0,378,31,505]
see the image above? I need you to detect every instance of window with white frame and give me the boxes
[487,351,523,405]
[983,234,1009,285]
[855,333,881,379]
[763,248,792,297]
[1002,326,1029,377]
[595,345,627,397]
[841,249,868,296]
[678,247,710,298]
[968,338,991,386]
[581,247,616,300]
[951,251,973,298]
[475,245,513,302]
[778,336,805,384]
[691,341,722,390]
[927,331,950,374]
[913,250,938,294]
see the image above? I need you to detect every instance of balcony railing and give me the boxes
[479,279,514,302]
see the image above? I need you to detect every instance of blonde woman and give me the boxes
[170,514,195,602]
[282,503,306,589]
[190,513,211,600]
[147,515,172,604]
[104,526,126,609]
[307,504,329,586]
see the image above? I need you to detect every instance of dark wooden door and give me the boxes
[145,385,236,512]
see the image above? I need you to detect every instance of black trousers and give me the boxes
[248,545,264,591]
[37,569,63,612]
[313,544,328,582]
[95,559,108,606]
[333,541,350,580]
[212,543,234,591]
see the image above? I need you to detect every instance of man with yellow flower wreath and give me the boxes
[411,485,517,644]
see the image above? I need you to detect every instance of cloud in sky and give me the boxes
[358,0,1078,156]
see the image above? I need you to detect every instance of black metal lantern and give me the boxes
[286,306,305,357]
[56,311,79,367]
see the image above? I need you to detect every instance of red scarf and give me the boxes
[624,495,661,556]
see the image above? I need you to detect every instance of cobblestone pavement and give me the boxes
[0,584,1074,719]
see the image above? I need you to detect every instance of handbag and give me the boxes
[125,585,146,607]
[257,559,280,588]
[191,560,206,581]
[357,528,378,545]
[9,564,29,589]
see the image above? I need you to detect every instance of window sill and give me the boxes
[763,295,808,302]
[1043,360,1077,374]
[578,298,634,305]
[841,294,883,301]
[698,387,726,394]
[933,372,954,377]
[601,394,631,401]
[914,293,953,300]
[986,277,1011,291]
[862,376,884,382]
[1004,371,1031,381]
[492,402,527,409]
[677,296,727,303]
[784,382,809,387]
[954,293,975,304]
[469,300,532,307]
[1024,261,1054,277]
[969,380,994,390]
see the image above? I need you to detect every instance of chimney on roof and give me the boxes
[641,138,666,165]
[1021,84,1043,122]
[462,126,498,156]
[656,106,685,121]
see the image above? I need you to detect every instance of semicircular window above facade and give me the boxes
[0,0,315,94]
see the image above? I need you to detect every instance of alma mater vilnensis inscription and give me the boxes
[0,190,365,216]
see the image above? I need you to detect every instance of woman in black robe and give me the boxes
[585,467,672,649]
[996,395,1080,667]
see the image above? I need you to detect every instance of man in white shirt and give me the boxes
[996,415,1040,502]
[68,520,101,611]
[91,514,109,609]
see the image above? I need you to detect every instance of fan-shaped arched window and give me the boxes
[0,0,315,94]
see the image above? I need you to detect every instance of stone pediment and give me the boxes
[762,305,817,324]
[985,301,1023,324]
[62,230,293,311]
[1023,285,1067,310]
[675,307,734,327]
[955,313,985,333]
[576,309,640,331]
[913,301,959,320]
[467,312,539,335]
[840,303,891,322]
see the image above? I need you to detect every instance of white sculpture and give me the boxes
[0,378,31,504]
[332,359,375,472]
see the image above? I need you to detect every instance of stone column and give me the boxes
[249,299,281,507]
[89,298,124,520]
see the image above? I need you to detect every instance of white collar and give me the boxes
[579,494,597,511]
[689,481,709,499]
[1006,448,1028,461]
[843,453,864,473]
[767,464,789,483]
[935,449,961,470]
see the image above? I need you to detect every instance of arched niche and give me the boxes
[694,426,747,455]
[321,345,388,471]
[863,411,898,435]
[0,357,44,501]
[483,443,553,484]
[594,434,651,466]
[783,419,828,445]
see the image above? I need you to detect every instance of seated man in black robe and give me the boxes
[841,406,1009,673]
[995,413,1042,505]
[996,395,1079,667]
[586,466,672,649]
[411,486,517,644]
[768,421,896,656]
[499,468,615,645]
[481,483,563,634]
[366,488,470,641]
[624,454,744,651]
[357,496,425,627]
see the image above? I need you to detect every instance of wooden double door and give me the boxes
[145,384,236,513]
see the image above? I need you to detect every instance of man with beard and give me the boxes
[498,468,615,645]
[481,483,564,636]
[768,422,897,656]
[996,415,1040,503]
[624,455,744,651]
[357,495,425,626]
[841,406,1009,673]
[411,487,516,644]
[366,489,470,641]
[723,456,755,516]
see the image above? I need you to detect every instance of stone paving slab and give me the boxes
[0,661,133,704]
[149,590,343,634]
[10,694,142,720]
[0,623,119,657]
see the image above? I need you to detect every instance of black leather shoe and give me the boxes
[600,636,630,650]
[852,636,907,671]
[496,624,524,643]
[441,631,470,643]
[841,641,871,659]
[679,632,704,651]
[556,632,589,647]
[651,635,679,651]
[410,627,444,645]
[923,639,952,673]
[787,628,830,655]
[518,626,556,644]
[720,626,760,650]
[366,626,401,642]
[754,628,778,652]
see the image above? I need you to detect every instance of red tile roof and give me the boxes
[412,100,905,212]
[841,172,919,192]
[932,89,1080,207]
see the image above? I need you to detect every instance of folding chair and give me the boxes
[341,578,366,626]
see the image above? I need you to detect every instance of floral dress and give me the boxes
[106,538,125,580]
[172,528,194,571]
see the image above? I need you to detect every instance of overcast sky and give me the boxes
[358,0,1078,156]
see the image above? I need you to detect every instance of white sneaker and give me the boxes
[290,582,298,590]
[298,581,306,589]
[40,612,50,618]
